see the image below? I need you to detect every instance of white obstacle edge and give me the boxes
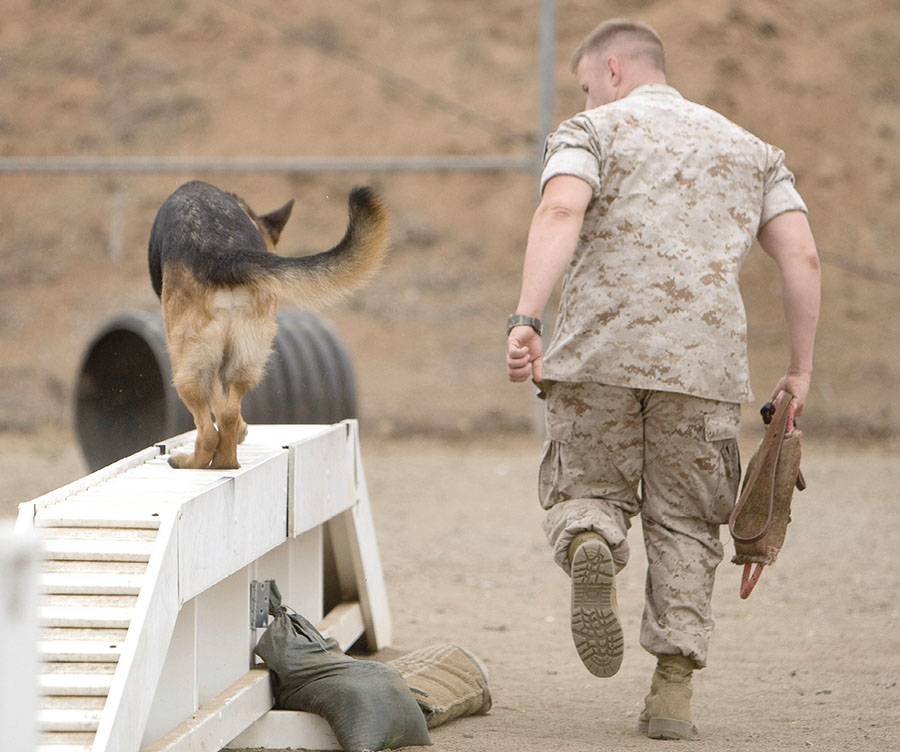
[141,423,389,751]
[17,421,390,752]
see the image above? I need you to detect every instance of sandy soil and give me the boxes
[3,430,899,751]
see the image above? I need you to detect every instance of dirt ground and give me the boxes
[2,429,899,751]
[2,0,900,750]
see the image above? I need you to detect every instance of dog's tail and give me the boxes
[262,186,389,306]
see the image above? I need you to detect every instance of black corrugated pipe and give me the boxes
[74,310,357,471]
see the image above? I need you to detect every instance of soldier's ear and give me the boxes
[259,199,295,244]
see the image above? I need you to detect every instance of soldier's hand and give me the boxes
[770,370,811,417]
[506,326,543,382]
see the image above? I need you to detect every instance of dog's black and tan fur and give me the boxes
[148,180,388,469]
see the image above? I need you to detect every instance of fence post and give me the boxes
[1,523,40,752]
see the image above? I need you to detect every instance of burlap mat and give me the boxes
[390,643,491,729]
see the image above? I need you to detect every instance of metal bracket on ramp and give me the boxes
[250,581,271,628]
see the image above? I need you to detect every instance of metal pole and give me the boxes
[536,0,556,174]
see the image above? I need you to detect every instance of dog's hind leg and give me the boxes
[210,380,250,469]
[168,381,220,469]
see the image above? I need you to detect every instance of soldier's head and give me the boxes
[572,19,667,109]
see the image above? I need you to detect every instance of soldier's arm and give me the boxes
[757,210,821,415]
[507,175,593,383]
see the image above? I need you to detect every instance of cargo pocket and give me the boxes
[703,411,741,524]
[538,412,572,511]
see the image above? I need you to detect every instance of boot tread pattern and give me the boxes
[570,539,624,677]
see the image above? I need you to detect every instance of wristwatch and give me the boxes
[506,313,543,336]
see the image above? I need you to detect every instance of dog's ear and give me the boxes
[258,199,295,245]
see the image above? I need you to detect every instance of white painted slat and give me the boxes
[36,502,164,529]
[40,674,113,696]
[37,745,93,752]
[41,573,143,595]
[318,601,364,652]
[39,708,103,732]
[26,446,161,514]
[42,539,154,562]
[39,527,157,541]
[39,641,122,662]
[41,606,133,629]
[225,710,340,751]
[142,669,272,752]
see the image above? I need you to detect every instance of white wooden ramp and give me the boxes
[15,421,391,752]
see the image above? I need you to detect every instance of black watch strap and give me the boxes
[507,313,543,336]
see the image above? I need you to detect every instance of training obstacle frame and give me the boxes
[15,420,391,752]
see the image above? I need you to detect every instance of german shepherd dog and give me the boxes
[148,180,389,470]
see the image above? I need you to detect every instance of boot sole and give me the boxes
[646,717,700,741]
[570,538,623,677]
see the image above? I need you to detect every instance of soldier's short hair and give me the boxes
[571,18,666,74]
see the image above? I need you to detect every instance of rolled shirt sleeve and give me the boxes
[759,144,808,228]
[540,116,603,196]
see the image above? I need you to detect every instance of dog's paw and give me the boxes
[168,452,207,469]
[168,453,187,469]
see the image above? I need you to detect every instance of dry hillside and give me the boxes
[1,0,898,463]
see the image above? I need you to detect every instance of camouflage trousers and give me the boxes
[538,381,741,667]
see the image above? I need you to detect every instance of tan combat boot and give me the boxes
[567,531,624,678]
[637,654,700,740]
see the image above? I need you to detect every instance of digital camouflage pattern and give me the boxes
[540,84,808,403]
[538,381,741,666]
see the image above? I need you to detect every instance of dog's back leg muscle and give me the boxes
[210,379,251,469]
[168,380,219,469]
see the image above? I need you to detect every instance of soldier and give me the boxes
[505,18,820,740]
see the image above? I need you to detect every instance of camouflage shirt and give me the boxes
[540,84,807,403]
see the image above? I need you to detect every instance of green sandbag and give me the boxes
[254,581,431,752]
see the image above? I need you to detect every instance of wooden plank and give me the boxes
[38,709,103,732]
[287,422,357,537]
[39,674,113,696]
[37,731,95,752]
[42,593,137,609]
[23,446,161,515]
[196,571,253,709]
[41,662,116,676]
[41,606,134,629]
[41,628,129,645]
[39,527,157,541]
[35,502,164,529]
[142,669,272,752]
[242,423,333,447]
[325,422,392,650]
[39,641,122,662]
[318,601,365,653]
[42,539,154,562]
[177,452,288,603]
[224,709,340,751]
[92,514,181,752]
[41,573,143,595]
